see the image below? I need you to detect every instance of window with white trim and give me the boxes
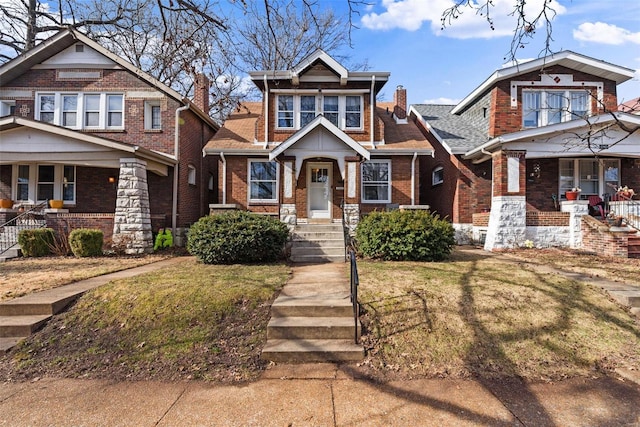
[248,160,278,203]
[276,94,363,130]
[523,90,591,128]
[188,164,196,185]
[559,158,620,198]
[36,92,124,129]
[361,160,391,203]
[0,100,16,117]
[432,166,444,186]
[144,101,162,130]
[14,164,76,204]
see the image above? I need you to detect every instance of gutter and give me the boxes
[220,152,227,204]
[173,104,190,237]
[263,74,269,148]
[370,75,376,146]
[411,152,418,205]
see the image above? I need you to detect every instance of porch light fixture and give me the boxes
[108,176,116,188]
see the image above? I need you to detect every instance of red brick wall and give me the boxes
[492,150,526,197]
[581,216,629,257]
[488,65,619,138]
[526,211,569,226]
[360,156,415,214]
[525,158,559,211]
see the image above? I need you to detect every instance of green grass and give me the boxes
[358,249,640,381]
[5,259,290,382]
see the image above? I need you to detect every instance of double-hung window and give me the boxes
[144,101,162,130]
[523,90,591,128]
[559,158,620,198]
[249,160,278,203]
[276,94,363,130]
[14,164,76,204]
[36,92,124,129]
[362,160,391,203]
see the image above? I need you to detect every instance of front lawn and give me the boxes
[1,259,290,382]
[357,249,640,381]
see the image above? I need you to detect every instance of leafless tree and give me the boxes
[441,0,560,61]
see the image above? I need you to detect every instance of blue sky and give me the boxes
[326,0,640,106]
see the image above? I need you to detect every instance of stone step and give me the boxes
[0,315,51,337]
[271,296,353,318]
[289,254,345,264]
[267,316,357,340]
[0,336,27,356]
[290,238,344,248]
[292,246,345,258]
[292,231,344,240]
[0,294,79,316]
[261,339,363,363]
[294,224,343,232]
[608,290,640,308]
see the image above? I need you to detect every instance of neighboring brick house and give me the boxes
[0,29,218,253]
[410,51,640,251]
[203,50,433,227]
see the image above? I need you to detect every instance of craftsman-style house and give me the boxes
[204,50,433,228]
[0,29,218,253]
[410,51,640,255]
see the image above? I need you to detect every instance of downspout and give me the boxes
[411,152,418,205]
[370,75,376,147]
[263,74,269,148]
[173,104,190,237]
[220,152,227,204]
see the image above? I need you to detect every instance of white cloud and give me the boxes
[573,22,640,45]
[423,97,460,105]
[361,0,566,39]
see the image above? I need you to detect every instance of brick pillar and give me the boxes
[112,158,153,254]
[280,158,297,230]
[484,150,527,250]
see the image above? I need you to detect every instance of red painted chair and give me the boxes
[588,195,606,218]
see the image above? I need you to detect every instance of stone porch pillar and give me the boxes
[484,150,527,251]
[561,200,589,249]
[112,158,153,254]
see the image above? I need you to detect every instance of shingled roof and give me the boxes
[410,104,487,154]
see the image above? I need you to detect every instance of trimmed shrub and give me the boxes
[69,229,104,257]
[187,211,289,264]
[17,228,54,257]
[355,210,455,261]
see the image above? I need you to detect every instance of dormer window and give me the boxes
[522,90,590,128]
[276,94,363,131]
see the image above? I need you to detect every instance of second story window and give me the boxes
[144,101,162,130]
[276,94,364,131]
[36,92,124,130]
[523,90,591,128]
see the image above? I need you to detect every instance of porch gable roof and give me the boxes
[268,115,371,161]
[0,116,175,174]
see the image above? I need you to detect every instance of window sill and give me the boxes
[145,129,163,133]
[82,128,125,133]
[248,201,278,205]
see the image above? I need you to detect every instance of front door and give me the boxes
[307,162,332,219]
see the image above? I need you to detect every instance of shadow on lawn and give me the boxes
[356,251,640,426]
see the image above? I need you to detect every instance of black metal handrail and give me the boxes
[605,184,640,231]
[0,201,48,255]
[349,247,360,344]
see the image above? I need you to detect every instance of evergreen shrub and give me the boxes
[187,211,289,264]
[355,210,455,261]
[69,229,104,257]
[17,228,54,257]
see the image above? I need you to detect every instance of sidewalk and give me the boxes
[1,364,639,426]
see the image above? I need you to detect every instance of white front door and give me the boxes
[308,162,332,219]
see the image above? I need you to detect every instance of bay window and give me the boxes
[362,160,391,203]
[249,160,278,203]
[523,90,591,128]
[276,94,363,130]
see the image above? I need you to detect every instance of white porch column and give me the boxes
[484,196,527,250]
[561,200,589,249]
[112,158,153,254]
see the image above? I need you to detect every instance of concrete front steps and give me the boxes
[262,263,363,363]
[289,223,345,263]
[628,234,640,258]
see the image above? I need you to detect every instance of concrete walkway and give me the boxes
[1,364,639,426]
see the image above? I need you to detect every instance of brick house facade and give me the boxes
[204,50,433,228]
[0,29,218,253]
[411,51,640,250]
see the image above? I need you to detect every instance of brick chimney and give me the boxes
[193,73,210,113]
[393,85,407,121]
